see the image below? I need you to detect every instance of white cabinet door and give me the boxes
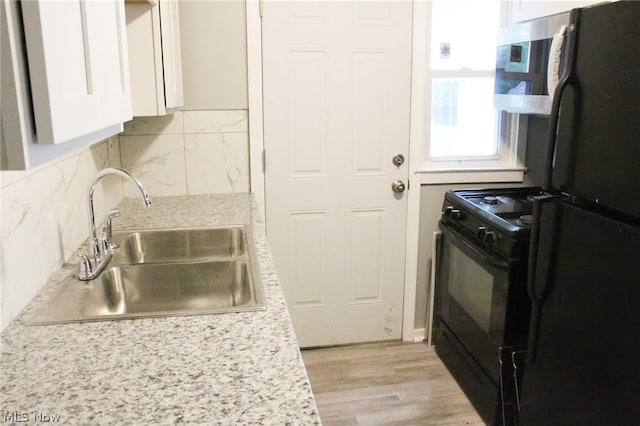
[1,0,31,169]
[125,0,183,116]
[21,0,131,144]
[159,0,183,110]
[509,0,609,23]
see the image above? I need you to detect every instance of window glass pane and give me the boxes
[431,0,500,70]
[429,78,498,159]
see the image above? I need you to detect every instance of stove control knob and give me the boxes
[484,230,498,245]
[483,196,499,205]
[477,226,487,239]
[445,207,462,219]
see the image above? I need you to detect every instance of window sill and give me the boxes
[415,167,526,185]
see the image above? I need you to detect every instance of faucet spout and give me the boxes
[88,168,151,249]
[81,168,151,280]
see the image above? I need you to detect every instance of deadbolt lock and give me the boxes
[392,153,405,167]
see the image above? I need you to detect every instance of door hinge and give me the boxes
[262,150,266,173]
[259,0,263,18]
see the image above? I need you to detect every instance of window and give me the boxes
[432,80,458,127]
[423,0,524,173]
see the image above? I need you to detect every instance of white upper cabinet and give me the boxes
[125,0,184,116]
[1,0,131,170]
[21,0,132,144]
[509,0,610,23]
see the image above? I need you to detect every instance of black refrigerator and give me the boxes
[519,1,640,424]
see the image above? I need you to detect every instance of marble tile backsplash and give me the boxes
[0,138,123,331]
[120,110,249,197]
[121,135,187,197]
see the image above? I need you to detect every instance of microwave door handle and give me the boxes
[543,12,580,192]
[546,24,568,101]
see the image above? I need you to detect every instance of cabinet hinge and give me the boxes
[262,150,266,173]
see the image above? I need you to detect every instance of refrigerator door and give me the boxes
[547,2,640,218]
[520,199,640,424]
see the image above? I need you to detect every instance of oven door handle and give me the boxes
[459,236,510,270]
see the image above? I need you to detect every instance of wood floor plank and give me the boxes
[302,341,484,425]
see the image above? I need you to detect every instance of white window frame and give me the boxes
[415,0,527,184]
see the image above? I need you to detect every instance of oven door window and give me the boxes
[437,223,512,384]
[448,243,495,334]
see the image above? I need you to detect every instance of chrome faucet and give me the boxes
[79,168,152,280]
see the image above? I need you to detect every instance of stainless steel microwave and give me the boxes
[494,12,570,115]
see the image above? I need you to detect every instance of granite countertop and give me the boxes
[0,194,320,425]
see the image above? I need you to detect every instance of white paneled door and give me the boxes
[262,1,412,347]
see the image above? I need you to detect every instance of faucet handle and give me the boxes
[101,208,121,253]
[78,254,93,280]
[103,208,121,230]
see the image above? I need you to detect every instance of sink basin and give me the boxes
[83,261,262,318]
[26,224,266,325]
[111,226,245,264]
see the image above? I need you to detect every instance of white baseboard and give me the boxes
[412,328,426,343]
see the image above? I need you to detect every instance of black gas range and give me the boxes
[434,187,542,425]
[441,187,542,259]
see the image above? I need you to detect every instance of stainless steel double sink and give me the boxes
[27,225,266,325]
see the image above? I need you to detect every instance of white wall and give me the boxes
[0,138,124,331]
[179,0,248,110]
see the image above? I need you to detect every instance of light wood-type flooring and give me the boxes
[301,341,485,425]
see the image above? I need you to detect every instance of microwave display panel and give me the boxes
[510,45,523,62]
[496,42,530,73]
[495,39,552,96]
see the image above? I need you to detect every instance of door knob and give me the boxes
[391,180,406,193]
